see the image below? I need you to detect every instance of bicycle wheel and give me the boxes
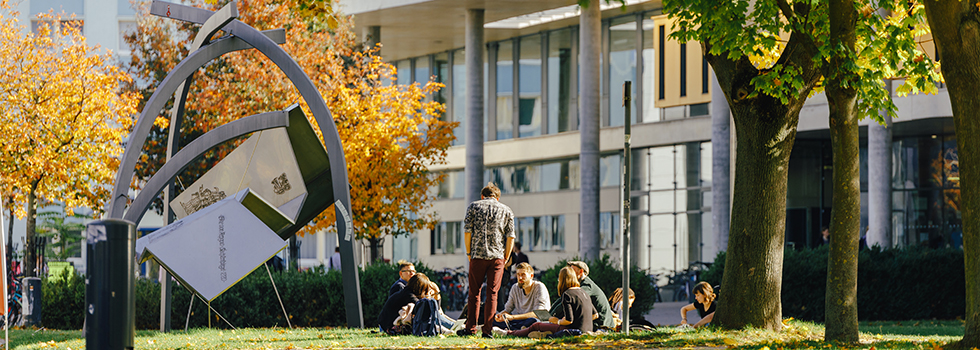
[673,288,688,302]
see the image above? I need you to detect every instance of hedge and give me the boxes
[700,245,966,321]
[41,261,435,330]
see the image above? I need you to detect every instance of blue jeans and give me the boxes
[492,317,539,330]
[437,310,455,330]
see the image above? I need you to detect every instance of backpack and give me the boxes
[412,298,441,337]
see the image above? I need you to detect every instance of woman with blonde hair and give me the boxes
[504,266,597,337]
[679,282,717,328]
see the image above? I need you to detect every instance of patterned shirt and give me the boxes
[464,198,515,260]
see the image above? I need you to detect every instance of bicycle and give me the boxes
[435,266,468,311]
[670,261,713,303]
[1,278,22,329]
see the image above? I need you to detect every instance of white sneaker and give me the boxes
[492,326,508,337]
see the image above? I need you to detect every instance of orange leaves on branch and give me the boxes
[125,0,455,239]
[0,3,140,218]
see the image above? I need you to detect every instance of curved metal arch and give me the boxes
[106,30,283,218]
[123,110,290,225]
[107,1,361,327]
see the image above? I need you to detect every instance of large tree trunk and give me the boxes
[714,93,799,331]
[369,237,384,263]
[922,2,980,347]
[823,0,860,342]
[24,185,38,278]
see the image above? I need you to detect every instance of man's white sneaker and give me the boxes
[492,326,508,337]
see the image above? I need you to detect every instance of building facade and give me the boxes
[342,0,960,275]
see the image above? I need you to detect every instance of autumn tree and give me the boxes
[124,0,454,262]
[922,2,980,348]
[0,6,140,277]
[663,0,936,331]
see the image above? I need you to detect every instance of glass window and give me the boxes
[642,18,660,123]
[415,57,430,85]
[675,145,689,188]
[609,18,637,127]
[437,170,465,199]
[649,146,674,190]
[540,162,561,192]
[497,41,514,140]
[517,217,536,251]
[700,142,712,187]
[649,214,674,271]
[396,60,412,86]
[551,215,566,251]
[600,154,622,187]
[32,0,83,16]
[433,52,449,118]
[600,212,620,249]
[519,35,542,138]
[453,50,467,146]
[548,29,574,134]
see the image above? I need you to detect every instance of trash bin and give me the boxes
[21,277,41,327]
[85,219,135,350]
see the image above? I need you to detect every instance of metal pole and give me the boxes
[621,81,632,334]
[1,193,7,348]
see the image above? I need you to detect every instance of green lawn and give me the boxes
[0,320,966,349]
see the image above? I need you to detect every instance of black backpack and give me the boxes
[412,298,441,337]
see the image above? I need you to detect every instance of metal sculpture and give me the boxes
[94,2,364,345]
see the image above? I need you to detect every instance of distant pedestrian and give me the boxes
[329,246,342,271]
[821,226,830,245]
[459,183,515,338]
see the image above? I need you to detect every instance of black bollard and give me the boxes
[21,277,41,327]
[85,219,136,350]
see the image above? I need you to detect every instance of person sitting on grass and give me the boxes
[609,287,655,330]
[503,266,597,338]
[679,282,717,328]
[492,262,551,331]
[378,273,430,334]
[548,261,616,330]
[389,260,416,297]
[425,280,457,332]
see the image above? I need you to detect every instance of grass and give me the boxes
[0,319,966,349]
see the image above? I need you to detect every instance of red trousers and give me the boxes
[508,322,565,337]
[464,257,504,335]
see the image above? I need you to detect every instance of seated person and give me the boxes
[424,280,457,331]
[679,282,717,328]
[505,267,597,337]
[492,262,550,330]
[549,261,616,330]
[609,287,655,330]
[378,273,429,334]
[389,260,416,297]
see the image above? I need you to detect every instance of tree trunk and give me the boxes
[369,237,383,263]
[714,93,798,332]
[823,0,860,342]
[922,2,980,347]
[24,187,37,278]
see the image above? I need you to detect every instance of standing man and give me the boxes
[460,183,515,338]
[328,246,342,271]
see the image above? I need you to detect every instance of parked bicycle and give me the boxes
[669,261,713,303]
[2,278,22,329]
[434,266,468,311]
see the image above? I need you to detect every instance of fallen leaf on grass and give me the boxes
[723,338,738,346]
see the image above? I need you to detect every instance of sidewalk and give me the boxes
[444,301,701,328]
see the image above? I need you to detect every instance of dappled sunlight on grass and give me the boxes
[3,319,966,349]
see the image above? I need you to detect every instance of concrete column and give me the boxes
[868,80,893,248]
[363,26,381,49]
[579,1,602,261]
[710,73,731,253]
[465,9,485,206]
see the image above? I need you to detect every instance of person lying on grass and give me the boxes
[504,266,597,338]
[679,282,716,328]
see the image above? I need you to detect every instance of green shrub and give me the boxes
[701,246,965,321]
[539,254,657,318]
[41,260,435,330]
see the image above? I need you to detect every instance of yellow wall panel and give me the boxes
[652,14,712,109]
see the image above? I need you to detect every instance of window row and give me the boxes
[393,10,712,145]
[430,215,567,255]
